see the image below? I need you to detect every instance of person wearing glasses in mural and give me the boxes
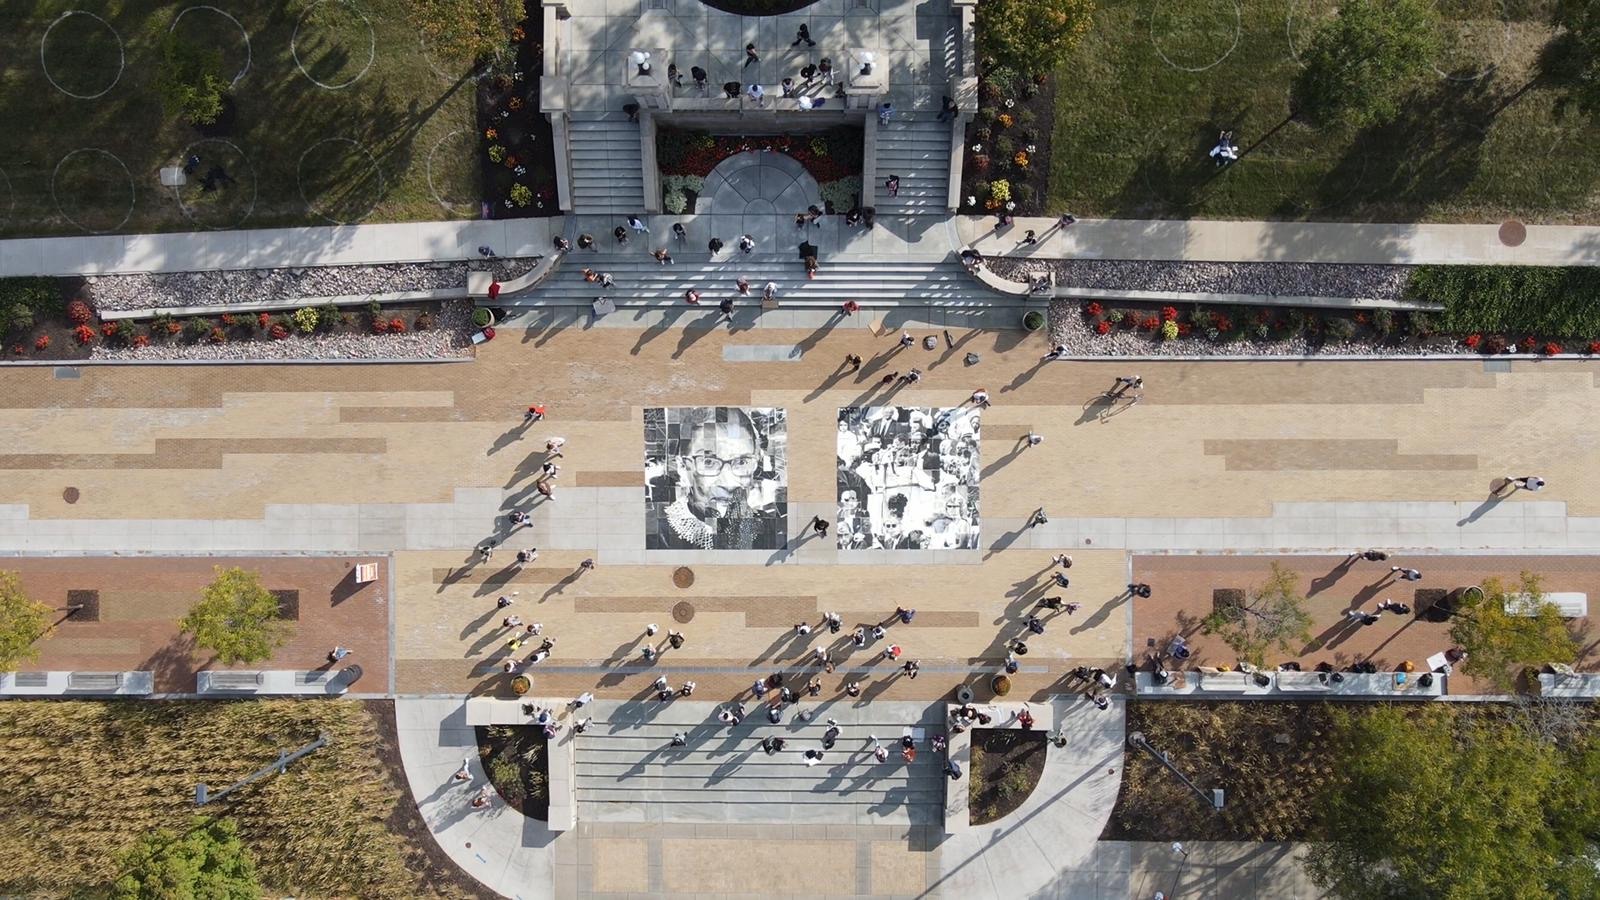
[646,407,787,550]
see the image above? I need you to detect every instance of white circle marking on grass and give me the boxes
[426,129,479,216]
[172,138,259,229]
[51,148,135,235]
[40,11,125,100]
[1150,0,1242,74]
[170,6,253,86]
[291,0,376,91]
[297,137,385,224]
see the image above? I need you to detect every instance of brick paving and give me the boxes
[7,556,389,693]
[1131,554,1599,693]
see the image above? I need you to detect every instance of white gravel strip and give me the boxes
[990,258,1412,300]
[90,301,476,362]
[1044,299,1476,358]
[85,259,538,312]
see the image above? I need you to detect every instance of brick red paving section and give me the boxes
[7,556,388,693]
[1130,555,1599,695]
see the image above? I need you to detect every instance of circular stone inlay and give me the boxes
[672,601,695,624]
[1498,219,1526,247]
[63,487,80,504]
[672,567,695,589]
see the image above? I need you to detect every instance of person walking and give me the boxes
[627,215,650,233]
[668,629,685,649]
[824,611,842,633]
[670,732,687,747]
[885,174,899,197]
[328,646,350,663]
[1018,229,1037,245]
[878,101,894,125]
[719,296,736,321]
[936,95,958,122]
[822,721,840,748]
[898,331,915,348]
[684,288,701,305]
[795,621,812,636]
[523,404,546,424]
[738,234,756,253]
[1025,615,1046,635]
[613,225,628,244]
[496,592,519,608]
[744,43,759,67]
[853,627,868,646]
[1036,596,1064,611]
[896,606,916,624]
[577,233,596,251]
[883,644,902,660]
[871,736,889,762]
[902,659,920,679]
[1053,572,1070,588]
[847,680,862,697]
[1043,343,1069,361]
[1357,549,1390,561]
[812,515,829,537]
[762,281,779,302]
[1392,566,1423,581]
[819,57,834,84]
[969,388,990,407]
[845,353,862,371]
[672,222,687,242]
[1129,582,1152,598]
[545,436,566,457]
[1028,508,1048,527]
[1506,475,1546,492]
[792,23,815,46]
[571,691,593,709]
[653,248,673,265]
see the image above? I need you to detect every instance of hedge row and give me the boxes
[1405,265,1600,338]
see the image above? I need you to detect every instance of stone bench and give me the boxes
[197,669,350,695]
[0,670,154,696]
[1505,592,1588,618]
[467,253,562,299]
[1136,670,1443,698]
[1538,672,1600,698]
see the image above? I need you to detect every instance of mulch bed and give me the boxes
[368,700,500,900]
[1076,299,1468,352]
[475,2,559,218]
[968,727,1047,826]
[960,68,1055,216]
[476,724,550,820]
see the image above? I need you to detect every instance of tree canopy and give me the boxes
[1200,562,1313,667]
[156,33,230,126]
[1449,573,1578,691]
[1553,0,1600,120]
[0,570,51,673]
[113,816,261,900]
[1306,706,1600,899]
[976,0,1096,79]
[178,567,291,665]
[1290,0,1440,129]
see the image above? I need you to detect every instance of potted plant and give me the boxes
[1022,309,1045,332]
[472,307,495,329]
[990,674,1011,696]
[510,674,531,696]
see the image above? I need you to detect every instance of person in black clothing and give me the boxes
[691,65,708,91]
[800,62,818,84]
[723,81,741,99]
[708,236,724,254]
[793,24,815,47]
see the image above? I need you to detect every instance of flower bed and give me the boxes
[475,8,558,216]
[656,126,864,212]
[475,725,549,819]
[959,67,1054,216]
[1063,298,1600,358]
[968,728,1046,826]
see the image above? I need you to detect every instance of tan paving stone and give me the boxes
[589,838,649,893]
[869,840,928,894]
[660,839,854,893]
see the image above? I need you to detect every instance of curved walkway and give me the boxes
[395,698,555,899]
[931,695,1129,899]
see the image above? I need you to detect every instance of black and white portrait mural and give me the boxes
[836,407,980,550]
[645,407,789,550]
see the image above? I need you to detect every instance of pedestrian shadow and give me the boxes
[983,522,1029,560]
[1305,616,1363,653]
[1072,595,1125,637]
[796,312,846,355]
[541,570,583,601]
[803,361,857,403]
[1308,556,1356,596]
[1074,393,1138,425]
[1000,356,1051,394]
[670,312,724,359]
[1457,488,1508,526]
[630,307,689,355]
[503,450,553,489]
[486,421,532,457]
[980,440,1027,479]
[929,328,982,370]
[437,551,488,593]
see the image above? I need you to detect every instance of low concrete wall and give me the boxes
[100,288,464,321]
[1052,285,1444,312]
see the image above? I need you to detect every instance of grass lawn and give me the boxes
[1048,0,1600,223]
[0,1,483,237]
[0,700,482,898]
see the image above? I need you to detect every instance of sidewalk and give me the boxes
[957,216,1600,266]
[0,219,560,277]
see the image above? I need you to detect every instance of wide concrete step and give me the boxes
[577,786,944,805]
[581,800,937,824]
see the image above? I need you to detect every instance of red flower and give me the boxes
[1160,306,1178,322]
[1520,336,1537,351]
[73,325,95,345]
[1176,322,1193,336]
[209,327,227,344]
[258,312,271,328]
[1139,316,1159,331]
[1589,340,1600,355]
[1084,302,1102,317]
[389,317,407,333]
[165,320,183,334]
[34,335,50,350]
[221,314,237,326]
[1213,315,1232,332]
[67,300,92,324]
[269,324,290,340]
[1543,341,1563,356]
[100,322,119,337]
[372,317,389,334]
[132,334,149,348]
[1095,320,1111,335]
[1463,333,1482,349]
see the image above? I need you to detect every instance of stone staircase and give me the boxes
[502,255,1008,307]
[874,116,952,215]
[568,113,645,215]
[573,700,946,825]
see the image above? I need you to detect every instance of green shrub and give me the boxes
[156,33,229,126]
[185,317,212,340]
[1373,307,1395,335]
[1013,183,1035,205]
[663,191,687,214]
[1405,265,1600,338]
[0,277,61,336]
[487,755,524,803]
[819,176,862,212]
[292,308,319,334]
[318,303,340,330]
[509,184,532,207]
[1325,316,1357,340]
[472,307,492,328]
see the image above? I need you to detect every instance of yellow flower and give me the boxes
[996,114,1014,128]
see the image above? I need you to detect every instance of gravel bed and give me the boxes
[85,259,538,312]
[989,258,1413,300]
[1044,299,1471,358]
[89,301,477,362]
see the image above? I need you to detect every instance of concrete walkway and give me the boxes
[958,216,1600,266]
[931,695,1127,899]
[394,698,556,900]
[5,212,1599,278]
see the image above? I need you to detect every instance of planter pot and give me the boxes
[955,685,975,704]
[991,674,1011,696]
[472,307,496,329]
[1022,309,1045,332]
[510,674,531,696]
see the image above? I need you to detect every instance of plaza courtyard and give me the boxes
[1,0,1599,898]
